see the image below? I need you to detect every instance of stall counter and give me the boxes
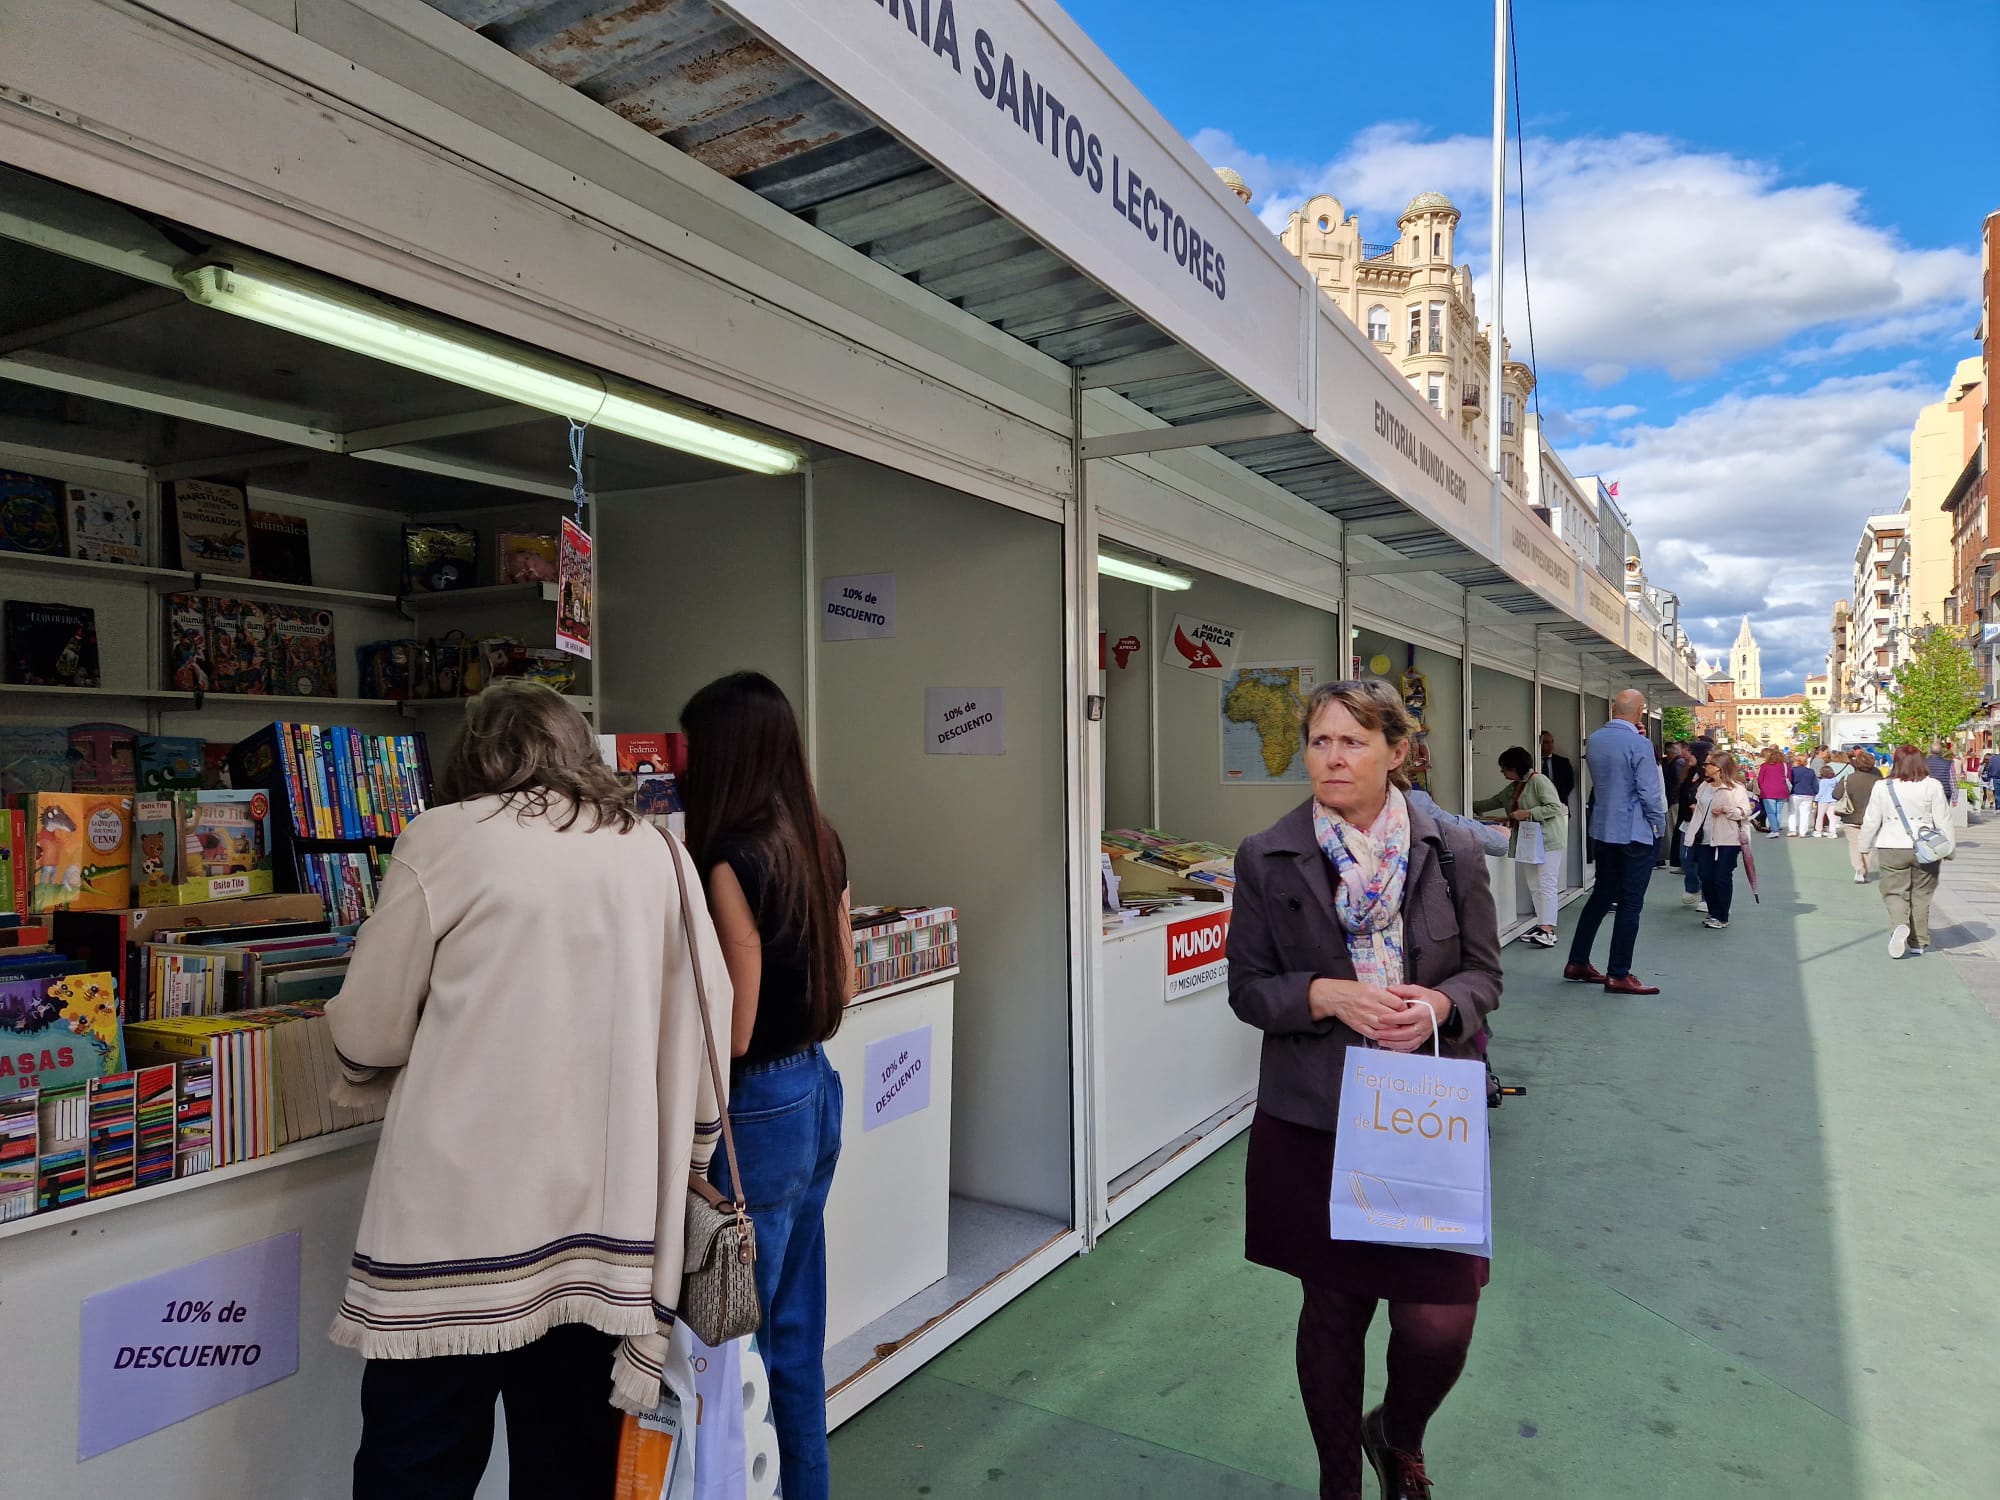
[1094,901,1258,1228]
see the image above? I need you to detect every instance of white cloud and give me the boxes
[1191,125,1978,384]
[1565,371,1933,684]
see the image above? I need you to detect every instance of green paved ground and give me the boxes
[829,832,2000,1497]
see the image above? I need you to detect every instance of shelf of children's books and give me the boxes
[398,582,558,613]
[0,1123,383,1245]
[154,693,410,713]
[168,575,402,609]
[0,682,194,702]
[400,694,593,715]
[0,554,182,586]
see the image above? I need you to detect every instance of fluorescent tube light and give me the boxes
[1097,552,1194,590]
[176,260,800,476]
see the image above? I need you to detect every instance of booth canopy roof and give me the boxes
[418,0,1692,696]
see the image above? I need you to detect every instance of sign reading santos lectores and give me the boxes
[719,0,1315,423]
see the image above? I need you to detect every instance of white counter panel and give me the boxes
[821,975,956,1349]
[1096,912,1259,1195]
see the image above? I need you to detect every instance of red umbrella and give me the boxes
[1739,826,1761,902]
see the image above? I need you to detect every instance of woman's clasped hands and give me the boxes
[1307,977,1452,1052]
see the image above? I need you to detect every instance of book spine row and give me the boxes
[246,723,431,845]
[852,913,960,995]
[301,851,382,926]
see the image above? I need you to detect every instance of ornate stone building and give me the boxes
[1278,192,1537,497]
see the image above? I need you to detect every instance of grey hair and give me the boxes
[438,679,637,833]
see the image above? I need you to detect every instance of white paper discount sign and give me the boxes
[77,1231,301,1458]
[1164,909,1231,999]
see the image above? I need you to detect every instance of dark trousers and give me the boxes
[353,1323,623,1500]
[1692,841,1740,922]
[1567,839,1654,979]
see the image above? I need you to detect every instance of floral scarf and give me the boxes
[1311,788,1411,991]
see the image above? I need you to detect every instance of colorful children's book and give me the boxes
[67,723,140,793]
[248,510,312,584]
[135,735,205,794]
[0,470,67,555]
[268,606,337,696]
[27,792,133,912]
[167,479,251,575]
[0,972,121,1093]
[0,726,72,796]
[36,1085,86,1210]
[496,529,558,584]
[86,1067,137,1199]
[204,597,272,696]
[4,601,100,687]
[403,523,478,592]
[175,1057,213,1177]
[63,486,145,565]
[135,789,274,907]
[163,593,210,692]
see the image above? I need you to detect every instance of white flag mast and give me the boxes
[1487,0,1508,478]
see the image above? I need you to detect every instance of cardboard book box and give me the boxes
[133,789,275,906]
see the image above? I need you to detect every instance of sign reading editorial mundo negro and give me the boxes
[720,0,1316,423]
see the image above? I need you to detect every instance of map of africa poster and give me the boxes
[1220,662,1317,785]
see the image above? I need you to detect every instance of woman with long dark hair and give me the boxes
[679,671,850,1500]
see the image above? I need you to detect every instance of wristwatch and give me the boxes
[1438,1001,1465,1040]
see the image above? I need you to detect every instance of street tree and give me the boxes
[1661,705,1695,743]
[1793,701,1823,751]
[1880,625,1982,750]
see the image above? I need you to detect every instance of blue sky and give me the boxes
[1065,0,1998,691]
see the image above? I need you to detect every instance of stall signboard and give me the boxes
[925,687,1006,754]
[863,1026,933,1130]
[1312,308,1486,554]
[1163,615,1241,674]
[821,572,897,640]
[719,0,1316,425]
[1582,569,1627,647]
[77,1231,301,1458]
[1164,909,1231,999]
[1501,494,1576,610]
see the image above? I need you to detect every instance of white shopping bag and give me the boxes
[620,1328,780,1500]
[1329,1038,1491,1257]
[1517,819,1544,865]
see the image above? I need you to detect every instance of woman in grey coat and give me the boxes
[1229,679,1503,1500]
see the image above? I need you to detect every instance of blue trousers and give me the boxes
[1567,839,1655,979]
[1692,841,1740,922]
[711,1047,843,1500]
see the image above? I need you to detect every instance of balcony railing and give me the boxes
[1408,333,1421,356]
[1362,241,1398,260]
[1501,417,1517,436]
[1461,386,1482,410]
[1428,332,1444,354]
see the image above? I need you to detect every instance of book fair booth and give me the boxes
[0,1,1702,1491]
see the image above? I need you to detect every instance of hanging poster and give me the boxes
[1162,615,1242,675]
[1221,662,1317,785]
[924,689,1005,756]
[820,572,896,641]
[77,1231,301,1458]
[557,516,593,660]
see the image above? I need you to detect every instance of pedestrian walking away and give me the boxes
[1839,750,1883,882]
[1860,746,1957,958]
[1926,742,1958,807]
[1756,749,1790,838]
[1474,746,1568,947]
[1682,752,1754,929]
[1983,746,2000,812]
[1813,765,1840,836]
[1787,755,1819,837]
[1564,689,1668,994]
[1228,678,1504,1500]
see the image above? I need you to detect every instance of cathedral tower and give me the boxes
[1731,616,1763,701]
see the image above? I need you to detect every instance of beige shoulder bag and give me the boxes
[662,828,762,1344]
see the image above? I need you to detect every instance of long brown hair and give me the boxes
[1892,747,1930,782]
[680,672,847,1044]
[440,679,636,832]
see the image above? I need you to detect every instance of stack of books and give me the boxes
[851,906,958,995]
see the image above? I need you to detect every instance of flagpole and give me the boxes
[1488,0,1508,480]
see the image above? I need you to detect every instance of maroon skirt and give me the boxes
[1245,1108,1490,1304]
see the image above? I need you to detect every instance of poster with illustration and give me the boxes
[557,516,593,660]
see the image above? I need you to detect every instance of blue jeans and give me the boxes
[1762,797,1786,831]
[1568,839,1655,979]
[710,1047,843,1500]
[1692,841,1739,922]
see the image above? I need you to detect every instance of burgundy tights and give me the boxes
[1295,1286,1478,1500]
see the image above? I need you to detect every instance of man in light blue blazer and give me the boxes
[1564,688,1668,994]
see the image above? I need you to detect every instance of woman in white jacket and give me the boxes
[1859,746,1957,958]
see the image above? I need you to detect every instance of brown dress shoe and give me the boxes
[1562,962,1608,983]
[1603,974,1661,995]
[1361,1406,1433,1498]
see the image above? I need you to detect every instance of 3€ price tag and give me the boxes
[77,1231,301,1459]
